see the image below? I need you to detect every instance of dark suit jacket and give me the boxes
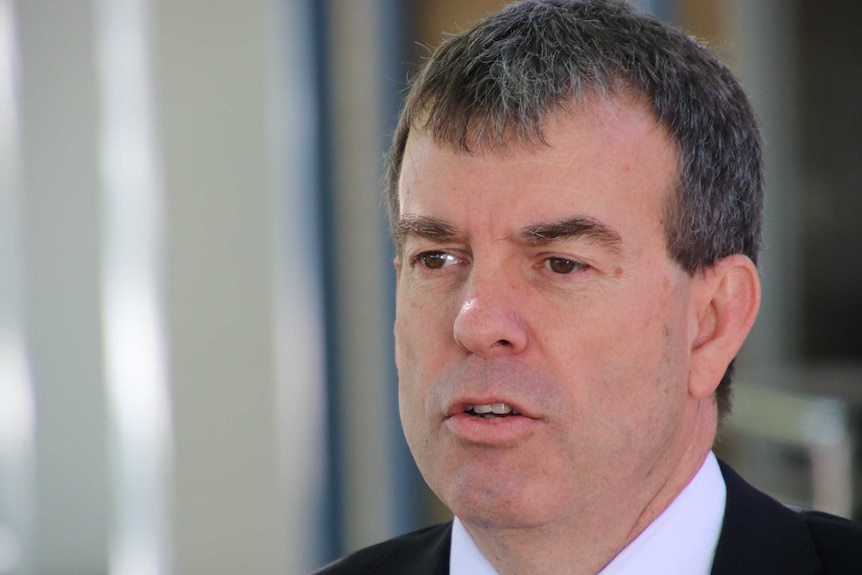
[313,461,862,574]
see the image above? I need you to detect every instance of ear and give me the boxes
[688,254,761,399]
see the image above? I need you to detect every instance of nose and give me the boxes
[452,274,528,357]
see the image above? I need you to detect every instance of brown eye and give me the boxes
[545,257,583,274]
[419,252,457,270]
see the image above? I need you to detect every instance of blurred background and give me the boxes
[0,0,860,574]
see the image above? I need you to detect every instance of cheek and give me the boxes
[395,282,458,372]
[394,301,439,419]
[551,277,690,409]
[608,272,688,355]
[394,301,425,379]
[395,310,446,483]
[597,289,691,428]
[396,330,424,454]
[394,314,417,409]
[393,285,419,367]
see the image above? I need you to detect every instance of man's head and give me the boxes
[388,0,763,418]
[389,0,762,554]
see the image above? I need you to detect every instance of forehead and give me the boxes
[398,99,678,243]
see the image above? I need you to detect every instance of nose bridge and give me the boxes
[453,259,527,356]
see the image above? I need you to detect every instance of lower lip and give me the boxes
[444,412,539,444]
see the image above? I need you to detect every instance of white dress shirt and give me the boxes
[450,451,726,575]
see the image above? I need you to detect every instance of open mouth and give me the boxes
[465,403,521,419]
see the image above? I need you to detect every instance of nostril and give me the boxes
[494,339,511,347]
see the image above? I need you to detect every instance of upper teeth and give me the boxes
[469,403,519,415]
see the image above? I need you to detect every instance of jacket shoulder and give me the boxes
[311,522,452,575]
[714,459,862,574]
[800,510,862,573]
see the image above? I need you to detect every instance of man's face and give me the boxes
[394,99,707,530]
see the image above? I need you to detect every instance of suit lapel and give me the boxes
[370,522,451,575]
[710,461,821,575]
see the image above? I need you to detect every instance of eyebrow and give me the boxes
[394,214,622,252]
[394,215,458,246]
[520,216,622,252]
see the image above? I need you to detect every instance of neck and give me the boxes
[462,401,718,575]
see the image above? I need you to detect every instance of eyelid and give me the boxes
[410,250,464,270]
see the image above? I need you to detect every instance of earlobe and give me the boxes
[688,255,761,399]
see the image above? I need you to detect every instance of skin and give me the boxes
[393,98,760,575]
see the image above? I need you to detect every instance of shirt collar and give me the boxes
[450,451,726,575]
[450,515,498,575]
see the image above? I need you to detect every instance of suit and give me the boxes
[313,461,862,574]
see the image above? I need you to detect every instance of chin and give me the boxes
[437,469,557,530]
[450,499,554,530]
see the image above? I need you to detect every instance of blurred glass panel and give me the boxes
[0,2,35,573]
[95,0,173,573]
